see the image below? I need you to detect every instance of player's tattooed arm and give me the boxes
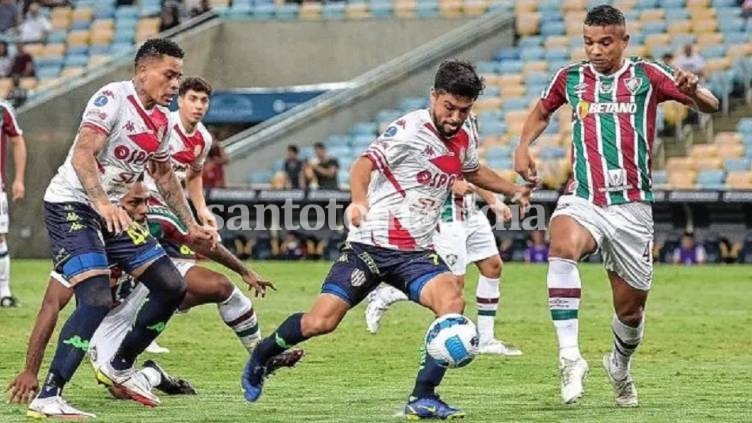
[72,126,109,208]
[151,160,199,227]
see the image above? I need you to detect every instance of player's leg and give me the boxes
[0,190,15,306]
[29,203,113,419]
[242,243,377,402]
[547,196,603,404]
[364,284,408,334]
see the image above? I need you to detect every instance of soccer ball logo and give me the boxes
[424,313,479,368]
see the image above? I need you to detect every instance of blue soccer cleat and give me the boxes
[404,395,465,420]
[241,359,267,402]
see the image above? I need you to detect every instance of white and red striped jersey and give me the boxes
[347,109,480,251]
[541,57,692,206]
[45,81,173,204]
[0,100,23,191]
[145,111,212,201]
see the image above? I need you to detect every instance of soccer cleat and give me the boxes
[96,361,161,407]
[559,356,589,404]
[145,341,170,354]
[266,349,305,375]
[404,395,465,420]
[241,358,267,402]
[27,395,96,419]
[602,354,639,407]
[477,339,523,356]
[364,296,387,334]
[0,296,18,307]
[143,359,197,395]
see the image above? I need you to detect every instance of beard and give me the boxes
[431,111,462,138]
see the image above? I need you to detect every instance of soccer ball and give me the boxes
[424,313,479,368]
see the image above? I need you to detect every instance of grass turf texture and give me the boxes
[1,261,751,422]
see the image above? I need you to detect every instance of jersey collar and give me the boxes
[588,58,630,79]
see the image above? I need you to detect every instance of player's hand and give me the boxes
[188,224,218,250]
[242,271,276,298]
[97,202,132,235]
[514,145,539,184]
[346,202,368,228]
[11,180,24,202]
[451,179,473,196]
[6,370,38,404]
[490,201,513,222]
[511,184,535,215]
[198,207,218,229]
[675,69,700,96]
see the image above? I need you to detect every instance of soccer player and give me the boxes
[7,181,302,406]
[28,38,215,419]
[0,98,27,307]
[365,176,523,356]
[240,60,533,419]
[513,5,719,407]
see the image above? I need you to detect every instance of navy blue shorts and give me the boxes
[44,201,166,284]
[321,241,450,307]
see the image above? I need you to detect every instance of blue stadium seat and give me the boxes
[716,7,741,20]
[652,170,668,185]
[322,2,346,20]
[351,122,379,135]
[701,45,727,59]
[718,18,746,34]
[723,32,748,45]
[540,10,562,23]
[328,146,353,158]
[110,43,133,54]
[351,134,374,149]
[48,30,67,43]
[249,4,275,20]
[540,147,566,160]
[518,36,544,49]
[275,4,298,20]
[36,65,62,79]
[271,159,285,172]
[475,61,498,74]
[415,1,438,18]
[339,157,354,171]
[477,110,503,122]
[525,71,549,86]
[369,1,393,19]
[498,60,523,74]
[89,44,110,55]
[94,6,115,19]
[725,158,750,172]
[697,170,725,190]
[247,170,273,184]
[485,146,513,160]
[114,6,138,19]
[670,33,696,50]
[494,48,520,61]
[520,47,545,61]
[712,0,737,7]
[538,0,559,12]
[400,97,426,111]
[64,54,89,67]
[67,45,88,55]
[487,157,513,170]
[636,0,658,8]
[337,169,349,186]
[114,30,135,44]
[376,109,402,124]
[658,0,685,9]
[115,17,137,29]
[548,60,570,72]
[544,49,569,61]
[326,134,352,148]
[664,8,689,20]
[481,86,501,98]
[642,21,668,34]
[737,118,752,135]
[478,121,506,137]
[540,21,565,36]
[502,97,529,111]
[36,57,63,67]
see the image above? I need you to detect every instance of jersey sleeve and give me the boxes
[463,117,480,172]
[151,113,173,163]
[192,127,213,172]
[643,61,692,105]
[540,66,570,112]
[80,85,121,135]
[1,103,22,137]
[363,124,404,173]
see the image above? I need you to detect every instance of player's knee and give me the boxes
[479,257,502,278]
[436,293,465,315]
[302,314,340,336]
[140,256,187,301]
[616,307,644,327]
[73,275,114,309]
[212,274,235,301]
[548,242,581,261]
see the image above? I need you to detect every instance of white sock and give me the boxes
[141,367,162,389]
[0,240,10,298]
[610,314,644,379]
[476,275,500,344]
[547,258,582,361]
[218,286,260,353]
[369,284,408,308]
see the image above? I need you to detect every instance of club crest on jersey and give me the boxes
[599,81,614,94]
[624,77,643,95]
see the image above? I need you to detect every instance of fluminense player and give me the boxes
[365,124,523,356]
[514,5,719,407]
[28,38,215,419]
[7,181,302,407]
[240,60,533,420]
[0,98,27,307]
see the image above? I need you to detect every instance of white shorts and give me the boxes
[0,192,8,234]
[550,195,654,291]
[433,214,499,276]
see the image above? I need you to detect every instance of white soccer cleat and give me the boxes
[364,297,387,334]
[477,339,523,356]
[602,353,639,407]
[96,361,161,407]
[559,356,589,404]
[145,341,170,354]
[27,395,96,419]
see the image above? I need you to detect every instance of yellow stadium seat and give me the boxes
[726,171,752,189]
[0,78,12,92]
[514,2,536,13]
[516,12,540,36]
[23,43,44,57]
[691,18,718,34]
[40,43,65,58]
[463,0,488,16]
[88,55,111,67]
[497,73,523,86]
[690,144,719,159]
[439,0,463,18]
[473,97,502,112]
[91,29,114,45]
[718,144,744,159]
[210,0,230,6]
[561,0,586,13]
[668,20,692,34]
[706,57,732,73]
[51,7,71,19]
[696,32,724,47]
[505,110,528,135]
[480,73,500,85]
[523,61,548,73]
[645,33,671,55]
[91,19,114,31]
[613,0,637,10]
[686,0,710,8]
[625,44,647,57]
[564,10,586,22]
[136,30,158,43]
[71,7,93,22]
[346,3,371,19]
[544,36,569,50]
[693,157,723,170]
[668,170,697,189]
[19,77,37,90]
[499,85,527,97]
[639,9,665,22]
[662,101,689,126]
[52,15,70,30]
[570,49,587,61]
[714,132,743,145]
[66,30,89,46]
[666,156,694,171]
[626,20,641,34]
[137,17,160,33]
[60,67,85,78]
[393,0,415,18]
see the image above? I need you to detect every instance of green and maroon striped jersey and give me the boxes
[541,57,692,206]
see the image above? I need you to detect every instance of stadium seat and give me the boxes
[737,119,752,135]
[652,169,668,187]
[724,158,750,172]
[668,169,697,189]
[393,0,416,18]
[518,36,544,48]
[726,171,752,189]
[463,0,488,16]
[515,12,540,36]
[697,170,725,189]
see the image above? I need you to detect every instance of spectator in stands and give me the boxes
[203,139,229,188]
[280,232,306,260]
[305,142,339,190]
[18,2,51,43]
[7,75,27,108]
[674,44,706,79]
[0,42,11,77]
[498,238,513,262]
[0,0,19,34]
[284,145,305,189]
[524,230,549,263]
[743,0,752,20]
[159,2,180,33]
[672,232,707,265]
[9,42,35,78]
[188,0,211,17]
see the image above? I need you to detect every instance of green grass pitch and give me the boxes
[1,261,751,422]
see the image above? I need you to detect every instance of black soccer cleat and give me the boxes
[143,360,197,395]
[0,296,18,307]
[266,349,305,375]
